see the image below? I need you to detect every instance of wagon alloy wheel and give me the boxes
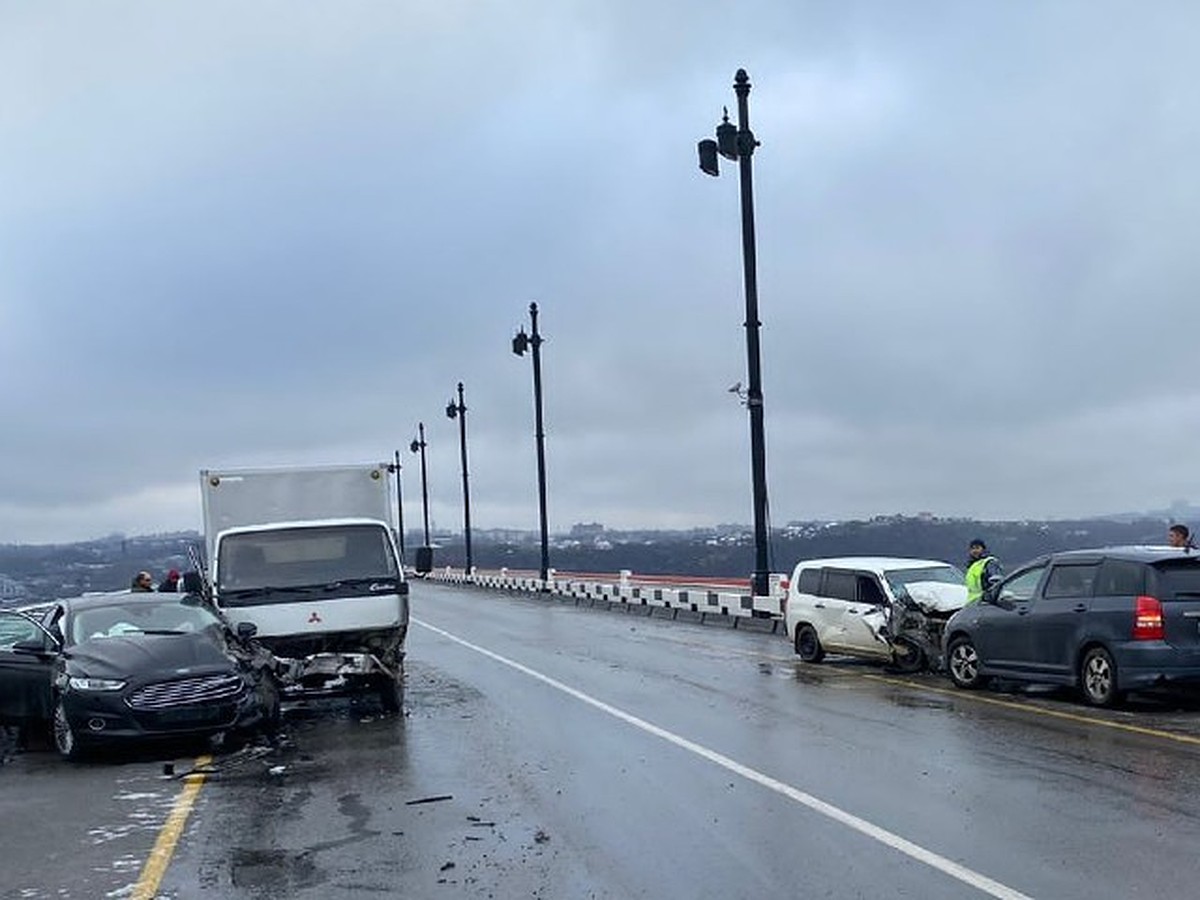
[947,636,987,690]
[1080,646,1121,707]
[53,699,81,760]
[795,624,824,663]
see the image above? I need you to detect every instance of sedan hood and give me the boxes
[66,634,234,681]
[905,581,968,614]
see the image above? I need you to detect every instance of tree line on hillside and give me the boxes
[430,517,1177,579]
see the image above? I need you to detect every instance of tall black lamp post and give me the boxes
[512,302,550,586]
[445,382,473,576]
[697,68,771,598]
[389,449,407,562]
[409,422,432,573]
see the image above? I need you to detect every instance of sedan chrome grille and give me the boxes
[126,674,246,710]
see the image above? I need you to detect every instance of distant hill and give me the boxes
[0,515,1182,600]
[431,515,1178,580]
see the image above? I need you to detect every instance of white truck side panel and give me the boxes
[200,464,393,564]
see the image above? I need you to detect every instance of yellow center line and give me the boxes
[860,673,1200,746]
[131,754,212,900]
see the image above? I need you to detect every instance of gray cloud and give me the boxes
[3,1,1200,544]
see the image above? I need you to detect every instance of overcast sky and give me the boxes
[2,1,1199,544]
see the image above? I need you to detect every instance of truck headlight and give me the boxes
[68,677,127,692]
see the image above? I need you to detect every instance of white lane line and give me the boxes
[415,617,1034,900]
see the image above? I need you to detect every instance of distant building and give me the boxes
[570,522,605,539]
[0,573,27,604]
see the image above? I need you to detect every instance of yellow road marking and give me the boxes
[131,754,212,900]
[860,673,1200,746]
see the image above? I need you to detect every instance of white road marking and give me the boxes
[415,617,1034,900]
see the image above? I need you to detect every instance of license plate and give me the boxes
[155,706,225,725]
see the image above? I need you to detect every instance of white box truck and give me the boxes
[199,464,408,711]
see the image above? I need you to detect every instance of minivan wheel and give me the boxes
[795,624,824,663]
[890,637,926,674]
[947,636,988,690]
[1080,646,1122,707]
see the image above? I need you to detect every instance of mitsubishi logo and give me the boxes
[308,612,322,624]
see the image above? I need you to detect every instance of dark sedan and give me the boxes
[0,592,280,759]
[943,546,1200,706]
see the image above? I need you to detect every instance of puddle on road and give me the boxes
[229,847,325,892]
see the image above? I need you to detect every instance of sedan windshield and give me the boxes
[70,598,223,645]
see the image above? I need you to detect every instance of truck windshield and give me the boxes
[217,524,398,593]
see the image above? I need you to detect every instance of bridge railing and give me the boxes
[422,566,789,623]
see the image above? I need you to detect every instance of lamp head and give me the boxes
[697,138,719,177]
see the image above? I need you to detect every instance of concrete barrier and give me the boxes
[422,567,786,633]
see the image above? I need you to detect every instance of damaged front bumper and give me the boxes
[263,626,407,697]
[275,651,404,697]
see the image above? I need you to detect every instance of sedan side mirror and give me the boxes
[236,621,258,640]
[11,638,51,656]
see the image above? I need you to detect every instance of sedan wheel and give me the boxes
[53,700,82,761]
[1080,646,1122,707]
[947,636,988,690]
[795,624,825,663]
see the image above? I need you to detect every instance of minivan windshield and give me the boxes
[217,524,398,594]
[883,565,963,596]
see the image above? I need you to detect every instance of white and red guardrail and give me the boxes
[424,566,789,624]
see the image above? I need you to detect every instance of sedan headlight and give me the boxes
[68,677,127,692]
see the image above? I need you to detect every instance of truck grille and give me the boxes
[127,674,246,710]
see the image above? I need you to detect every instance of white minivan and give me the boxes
[785,557,966,672]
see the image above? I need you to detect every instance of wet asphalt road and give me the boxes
[4,582,1200,899]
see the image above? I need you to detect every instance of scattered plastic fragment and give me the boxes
[405,794,453,806]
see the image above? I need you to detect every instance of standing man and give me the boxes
[1168,524,1194,550]
[965,539,1003,604]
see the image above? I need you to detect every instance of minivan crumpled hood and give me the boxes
[905,581,968,614]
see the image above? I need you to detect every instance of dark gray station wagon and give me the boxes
[943,547,1200,706]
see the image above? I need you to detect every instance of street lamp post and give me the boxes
[697,68,772,599]
[445,382,473,576]
[409,422,432,572]
[512,302,550,586]
[390,449,407,562]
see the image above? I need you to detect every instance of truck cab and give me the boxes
[201,466,408,711]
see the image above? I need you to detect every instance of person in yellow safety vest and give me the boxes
[964,538,1003,604]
